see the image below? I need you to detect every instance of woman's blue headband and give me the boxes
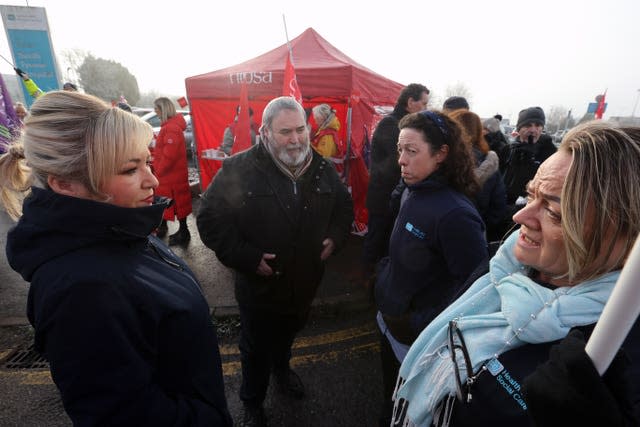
[419,110,448,137]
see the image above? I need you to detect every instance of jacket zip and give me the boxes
[148,240,208,301]
[149,240,183,270]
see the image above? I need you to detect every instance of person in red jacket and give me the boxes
[153,97,192,245]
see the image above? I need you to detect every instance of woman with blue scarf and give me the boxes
[392,122,640,426]
[374,110,488,425]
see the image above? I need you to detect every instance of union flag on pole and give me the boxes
[595,90,607,120]
[232,82,252,154]
[282,53,302,104]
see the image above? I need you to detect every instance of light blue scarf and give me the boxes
[393,231,619,427]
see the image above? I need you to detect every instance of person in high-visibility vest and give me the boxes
[14,67,78,98]
[14,67,43,98]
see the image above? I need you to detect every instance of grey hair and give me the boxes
[312,103,335,128]
[0,91,153,219]
[260,96,306,134]
[483,118,501,134]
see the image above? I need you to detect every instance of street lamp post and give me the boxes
[632,89,640,117]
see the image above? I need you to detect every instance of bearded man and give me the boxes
[197,96,353,426]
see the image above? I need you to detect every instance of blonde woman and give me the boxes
[392,122,640,426]
[0,91,232,426]
[153,97,192,245]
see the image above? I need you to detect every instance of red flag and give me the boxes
[595,90,607,119]
[232,82,252,154]
[282,53,302,104]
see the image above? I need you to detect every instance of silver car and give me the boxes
[140,110,195,168]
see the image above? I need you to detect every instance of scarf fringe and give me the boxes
[433,395,456,427]
[391,376,406,425]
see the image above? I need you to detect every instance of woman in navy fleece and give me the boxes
[374,110,487,425]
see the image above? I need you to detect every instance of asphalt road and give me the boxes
[0,305,384,427]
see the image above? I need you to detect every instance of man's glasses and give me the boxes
[447,320,481,403]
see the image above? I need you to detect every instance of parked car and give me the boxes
[553,130,568,146]
[131,107,154,117]
[140,110,196,168]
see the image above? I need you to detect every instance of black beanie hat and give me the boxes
[117,102,132,113]
[443,96,469,111]
[517,106,545,130]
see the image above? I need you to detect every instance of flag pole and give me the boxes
[282,15,294,65]
[0,53,15,68]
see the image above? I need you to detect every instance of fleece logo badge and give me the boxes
[486,357,527,411]
[405,222,425,239]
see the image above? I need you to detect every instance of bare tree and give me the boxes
[59,48,88,86]
[77,54,140,105]
[546,105,576,133]
[445,81,473,107]
[137,90,164,108]
[546,105,567,133]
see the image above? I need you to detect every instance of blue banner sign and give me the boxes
[0,6,60,107]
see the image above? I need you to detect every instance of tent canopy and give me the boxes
[185,27,404,196]
[186,27,402,103]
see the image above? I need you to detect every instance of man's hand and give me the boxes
[320,238,335,261]
[256,253,276,276]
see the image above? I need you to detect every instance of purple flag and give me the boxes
[0,74,20,154]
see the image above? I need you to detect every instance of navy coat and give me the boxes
[375,175,488,338]
[7,188,232,426]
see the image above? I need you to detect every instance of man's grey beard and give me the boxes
[266,137,311,168]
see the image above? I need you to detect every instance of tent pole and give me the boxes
[344,104,353,184]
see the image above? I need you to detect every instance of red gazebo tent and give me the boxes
[185,27,404,228]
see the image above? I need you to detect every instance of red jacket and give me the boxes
[154,114,192,221]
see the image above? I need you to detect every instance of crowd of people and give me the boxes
[1,79,639,427]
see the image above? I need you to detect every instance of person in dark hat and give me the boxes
[514,106,547,144]
[62,82,78,92]
[442,96,469,111]
[116,102,133,113]
[497,106,557,237]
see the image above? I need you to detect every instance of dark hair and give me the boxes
[117,102,132,113]
[395,83,430,111]
[442,96,469,111]
[398,110,479,197]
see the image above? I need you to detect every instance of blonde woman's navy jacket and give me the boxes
[374,174,488,338]
[6,188,232,427]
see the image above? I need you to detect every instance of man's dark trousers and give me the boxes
[238,304,309,404]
